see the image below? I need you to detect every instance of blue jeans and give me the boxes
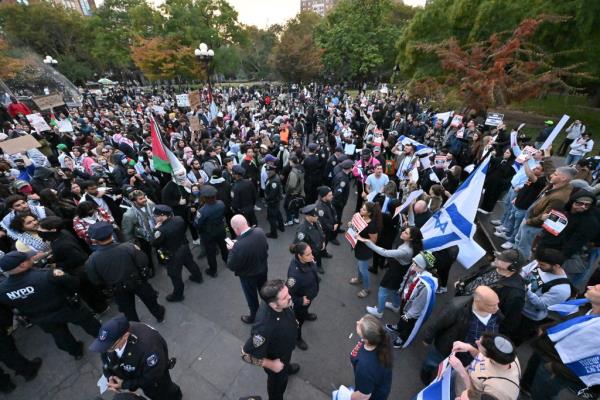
[357,259,370,290]
[377,287,400,313]
[500,188,517,227]
[515,222,542,260]
[504,207,527,243]
[565,154,582,166]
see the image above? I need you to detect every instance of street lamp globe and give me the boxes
[199,43,208,53]
[207,49,214,57]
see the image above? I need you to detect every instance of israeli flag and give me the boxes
[210,100,219,121]
[414,358,452,400]
[397,135,433,155]
[420,155,491,268]
[547,314,600,388]
[548,298,590,317]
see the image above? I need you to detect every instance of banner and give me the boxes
[32,94,64,110]
[0,135,41,155]
[26,113,51,133]
[484,112,504,127]
[57,119,74,133]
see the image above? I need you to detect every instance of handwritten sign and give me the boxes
[0,135,41,155]
[176,94,189,107]
[26,113,51,133]
[189,116,201,132]
[57,119,73,133]
[32,94,64,110]
[188,91,201,110]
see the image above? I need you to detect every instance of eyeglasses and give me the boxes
[574,201,592,208]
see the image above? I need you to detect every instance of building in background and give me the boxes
[300,0,338,16]
[0,0,96,16]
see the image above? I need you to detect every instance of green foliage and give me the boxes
[315,0,414,81]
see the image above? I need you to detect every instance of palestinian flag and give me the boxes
[149,115,181,173]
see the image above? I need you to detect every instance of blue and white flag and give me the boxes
[397,135,433,155]
[403,272,437,348]
[547,313,600,388]
[414,357,452,400]
[548,298,590,317]
[209,100,219,121]
[420,155,491,268]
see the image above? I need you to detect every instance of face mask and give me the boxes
[192,191,201,196]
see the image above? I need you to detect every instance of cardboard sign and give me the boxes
[0,135,42,155]
[542,210,568,236]
[344,213,368,248]
[485,112,504,127]
[176,94,190,107]
[32,94,64,110]
[450,114,463,128]
[26,113,51,133]
[189,116,201,132]
[188,91,201,110]
[241,100,257,109]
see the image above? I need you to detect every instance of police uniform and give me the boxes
[315,186,338,248]
[294,205,325,272]
[302,146,323,204]
[0,251,101,358]
[264,165,285,238]
[194,185,229,277]
[231,165,258,226]
[286,256,319,349]
[332,160,353,227]
[242,303,298,400]
[91,315,182,400]
[85,222,165,323]
[151,205,203,301]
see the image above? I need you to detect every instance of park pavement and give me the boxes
[2,190,576,400]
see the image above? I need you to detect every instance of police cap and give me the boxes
[153,204,173,216]
[88,221,114,241]
[89,314,130,353]
[232,165,246,176]
[308,143,318,152]
[300,203,318,217]
[340,159,354,170]
[318,186,332,198]
[0,251,36,272]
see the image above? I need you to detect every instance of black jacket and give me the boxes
[85,242,149,287]
[286,256,319,307]
[50,230,89,274]
[231,178,257,212]
[227,227,269,277]
[152,216,188,253]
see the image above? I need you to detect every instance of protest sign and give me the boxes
[175,94,190,107]
[450,114,463,127]
[344,143,356,156]
[0,135,41,155]
[540,114,570,150]
[241,100,257,109]
[515,145,538,164]
[32,94,64,110]
[344,213,368,248]
[393,189,424,219]
[189,116,201,132]
[188,91,201,109]
[434,111,453,125]
[485,112,504,126]
[542,210,568,236]
[57,119,74,133]
[26,113,51,133]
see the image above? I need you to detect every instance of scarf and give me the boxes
[132,204,155,242]
[19,232,51,252]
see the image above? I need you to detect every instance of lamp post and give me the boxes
[194,43,215,105]
[42,55,58,95]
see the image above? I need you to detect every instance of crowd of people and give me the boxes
[0,82,598,400]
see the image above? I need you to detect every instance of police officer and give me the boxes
[85,222,165,323]
[89,314,182,400]
[152,205,203,302]
[302,143,323,204]
[0,251,101,359]
[194,185,228,278]
[231,165,258,227]
[315,186,339,250]
[332,159,353,229]
[241,280,299,400]
[0,305,42,393]
[294,204,325,274]
[324,145,347,186]
[287,242,319,351]
[264,164,285,239]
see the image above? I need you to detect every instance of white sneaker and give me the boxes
[384,302,400,313]
[366,306,383,318]
[192,239,201,245]
[494,225,507,232]
[293,218,300,224]
[501,241,515,249]
[436,286,448,294]
[284,221,294,227]
[477,208,489,214]
[493,231,509,240]
[254,205,262,211]
[491,219,502,226]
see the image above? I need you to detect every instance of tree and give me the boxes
[0,38,23,80]
[130,37,202,81]
[270,12,323,82]
[417,17,590,113]
[236,26,279,80]
[315,0,414,82]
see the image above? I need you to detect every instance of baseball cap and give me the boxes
[89,314,130,353]
[0,251,36,272]
[88,221,114,241]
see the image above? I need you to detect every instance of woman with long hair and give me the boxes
[357,226,423,318]
[350,314,393,400]
[287,242,319,351]
[370,181,401,274]
[350,202,383,298]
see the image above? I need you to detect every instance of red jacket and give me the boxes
[7,102,32,118]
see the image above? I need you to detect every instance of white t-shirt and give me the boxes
[365,173,389,195]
